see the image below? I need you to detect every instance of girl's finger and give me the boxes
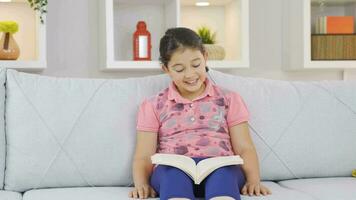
[143,185,149,198]
[132,190,138,199]
[138,188,144,199]
[262,185,272,195]
[248,185,254,196]
[241,185,247,195]
[255,184,261,196]
[150,187,157,197]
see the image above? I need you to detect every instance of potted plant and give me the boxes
[0,21,20,60]
[197,26,225,60]
[27,0,47,24]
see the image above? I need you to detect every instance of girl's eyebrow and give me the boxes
[191,58,201,62]
[171,63,184,68]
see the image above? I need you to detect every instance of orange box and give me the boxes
[326,16,354,34]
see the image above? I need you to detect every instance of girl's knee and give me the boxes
[160,167,190,183]
[168,198,191,200]
[210,196,235,200]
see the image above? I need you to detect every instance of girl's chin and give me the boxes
[183,84,203,92]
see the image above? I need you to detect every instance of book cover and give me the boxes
[151,153,244,184]
[326,16,354,34]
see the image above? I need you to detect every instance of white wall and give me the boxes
[34,0,355,80]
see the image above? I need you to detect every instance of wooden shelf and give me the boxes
[99,0,249,71]
[0,0,46,70]
[282,0,356,70]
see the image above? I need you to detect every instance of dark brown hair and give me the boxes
[159,27,206,69]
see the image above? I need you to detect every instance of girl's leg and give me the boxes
[150,165,195,200]
[204,165,245,200]
[209,197,235,200]
[168,198,191,200]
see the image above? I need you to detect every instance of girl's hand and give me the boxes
[129,183,157,199]
[241,181,271,196]
[129,184,156,199]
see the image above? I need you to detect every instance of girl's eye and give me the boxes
[175,68,184,73]
[193,63,201,68]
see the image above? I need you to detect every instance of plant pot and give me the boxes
[204,44,225,60]
[0,32,20,60]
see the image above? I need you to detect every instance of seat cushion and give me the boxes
[278,177,356,200]
[22,182,313,200]
[241,182,313,200]
[209,70,356,181]
[0,190,22,200]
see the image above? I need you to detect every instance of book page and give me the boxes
[196,156,244,184]
[151,154,197,181]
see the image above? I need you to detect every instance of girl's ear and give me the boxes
[161,65,169,73]
[203,51,208,61]
[203,51,208,68]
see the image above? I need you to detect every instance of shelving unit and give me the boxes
[99,0,249,71]
[0,0,46,70]
[283,0,356,70]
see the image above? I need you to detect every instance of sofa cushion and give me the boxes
[209,70,356,181]
[23,187,133,200]
[4,69,170,192]
[22,182,313,200]
[278,177,356,200]
[0,67,6,189]
[0,190,22,200]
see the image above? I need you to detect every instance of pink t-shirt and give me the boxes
[136,78,250,158]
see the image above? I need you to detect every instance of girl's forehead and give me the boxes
[170,47,202,61]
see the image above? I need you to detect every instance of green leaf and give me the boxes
[196,26,216,44]
[27,0,47,24]
[0,21,19,33]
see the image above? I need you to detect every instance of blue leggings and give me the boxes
[150,157,246,200]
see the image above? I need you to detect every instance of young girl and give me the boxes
[129,27,271,200]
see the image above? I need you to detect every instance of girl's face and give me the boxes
[163,48,208,99]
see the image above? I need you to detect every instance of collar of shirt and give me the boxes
[167,78,215,103]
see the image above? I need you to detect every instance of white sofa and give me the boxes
[0,67,355,200]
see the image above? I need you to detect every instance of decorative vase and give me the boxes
[0,32,20,60]
[204,44,225,60]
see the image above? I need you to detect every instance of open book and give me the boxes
[151,153,244,184]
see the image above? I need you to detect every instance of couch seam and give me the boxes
[311,82,356,115]
[2,68,7,190]
[210,71,302,179]
[277,183,320,200]
[33,79,109,189]
[260,81,311,165]
[9,71,107,189]
[248,124,299,179]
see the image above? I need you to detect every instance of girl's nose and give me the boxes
[184,67,195,77]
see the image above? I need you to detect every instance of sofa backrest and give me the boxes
[3,69,356,192]
[4,69,170,192]
[209,70,356,181]
[0,67,6,189]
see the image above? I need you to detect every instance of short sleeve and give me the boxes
[136,99,160,132]
[226,92,250,127]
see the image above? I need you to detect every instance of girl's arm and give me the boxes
[229,122,271,196]
[129,131,158,199]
